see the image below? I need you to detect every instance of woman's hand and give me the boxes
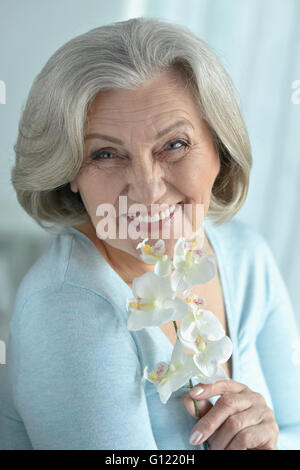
[181,379,279,450]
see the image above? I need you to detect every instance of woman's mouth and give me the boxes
[127,202,183,233]
[127,203,177,223]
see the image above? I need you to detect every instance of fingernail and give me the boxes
[189,430,203,445]
[190,386,204,398]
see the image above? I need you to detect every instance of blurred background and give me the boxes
[0,0,299,345]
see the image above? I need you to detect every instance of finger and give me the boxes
[189,379,247,401]
[208,405,264,450]
[181,395,213,419]
[225,420,278,450]
[189,390,254,446]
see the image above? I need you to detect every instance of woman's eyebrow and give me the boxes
[84,119,194,144]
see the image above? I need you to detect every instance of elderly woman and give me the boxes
[0,17,299,451]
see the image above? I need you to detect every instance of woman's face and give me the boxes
[70,69,220,260]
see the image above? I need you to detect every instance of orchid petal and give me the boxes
[158,370,192,404]
[177,331,198,353]
[127,305,174,330]
[152,239,166,256]
[190,363,230,383]
[205,335,233,364]
[169,338,186,364]
[178,311,199,342]
[192,309,225,341]
[136,238,148,250]
[154,256,172,277]
[143,341,196,404]
[184,254,216,285]
[193,354,219,376]
[170,267,189,293]
[132,271,174,299]
[163,297,190,321]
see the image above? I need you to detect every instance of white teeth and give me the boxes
[151,213,160,222]
[128,204,177,223]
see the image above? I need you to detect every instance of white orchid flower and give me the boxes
[178,293,232,376]
[126,271,189,331]
[180,292,225,341]
[142,340,230,404]
[191,362,230,384]
[142,339,198,404]
[171,235,216,293]
[126,235,234,406]
[178,327,233,377]
[183,290,206,309]
[136,238,172,276]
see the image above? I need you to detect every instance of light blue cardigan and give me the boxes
[1,217,300,450]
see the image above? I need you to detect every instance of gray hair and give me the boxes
[11,16,252,233]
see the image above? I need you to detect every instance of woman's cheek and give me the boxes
[172,157,209,195]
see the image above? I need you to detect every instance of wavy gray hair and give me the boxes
[11,16,252,233]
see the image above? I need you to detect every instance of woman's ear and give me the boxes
[70,180,78,193]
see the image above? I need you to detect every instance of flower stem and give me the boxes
[189,378,200,419]
[173,320,200,419]
[173,320,209,450]
[172,321,200,419]
[188,378,209,449]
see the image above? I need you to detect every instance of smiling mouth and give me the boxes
[127,202,183,223]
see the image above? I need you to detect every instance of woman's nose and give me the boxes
[126,157,166,205]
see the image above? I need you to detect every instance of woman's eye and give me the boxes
[91,149,117,160]
[90,139,189,161]
[166,139,189,152]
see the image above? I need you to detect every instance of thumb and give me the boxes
[181,395,213,419]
